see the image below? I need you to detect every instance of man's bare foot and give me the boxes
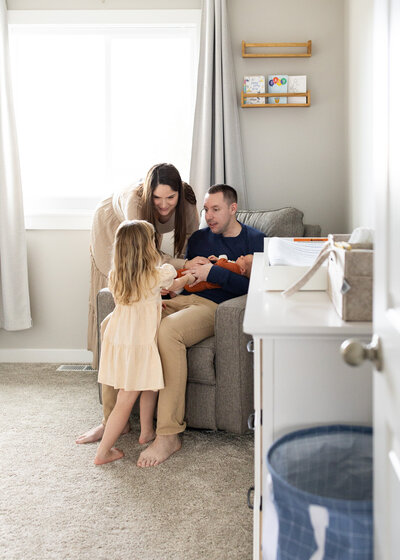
[138,429,156,445]
[137,434,181,467]
[76,422,130,444]
[94,447,124,465]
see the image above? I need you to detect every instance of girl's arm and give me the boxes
[169,272,196,292]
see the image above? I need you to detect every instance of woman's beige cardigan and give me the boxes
[88,185,199,367]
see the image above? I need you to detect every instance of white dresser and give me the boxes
[243,253,373,560]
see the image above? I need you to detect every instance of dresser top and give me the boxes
[243,253,372,337]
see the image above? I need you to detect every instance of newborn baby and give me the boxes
[175,254,254,293]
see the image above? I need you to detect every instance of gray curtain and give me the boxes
[190,0,248,209]
[0,0,31,330]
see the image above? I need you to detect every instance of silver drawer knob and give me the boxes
[246,340,254,353]
[340,334,383,371]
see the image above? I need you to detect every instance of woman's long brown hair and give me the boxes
[109,220,160,304]
[137,163,196,257]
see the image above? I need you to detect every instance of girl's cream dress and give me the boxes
[97,263,176,391]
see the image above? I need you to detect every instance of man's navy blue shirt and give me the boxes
[183,222,265,304]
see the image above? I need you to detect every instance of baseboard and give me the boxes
[0,349,93,363]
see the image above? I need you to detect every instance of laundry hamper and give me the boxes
[265,425,373,560]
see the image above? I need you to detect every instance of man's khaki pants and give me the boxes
[101,294,218,434]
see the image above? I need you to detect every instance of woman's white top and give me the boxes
[160,230,175,257]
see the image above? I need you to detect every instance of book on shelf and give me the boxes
[267,75,288,104]
[288,75,307,104]
[243,75,265,105]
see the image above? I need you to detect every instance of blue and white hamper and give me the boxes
[263,425,373,560]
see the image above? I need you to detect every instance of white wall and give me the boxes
[2,0,373,362]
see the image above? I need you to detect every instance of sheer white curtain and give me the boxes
[190,0,247,209]
[0,0,31,330]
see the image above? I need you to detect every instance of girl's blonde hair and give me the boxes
[109,220,160,304]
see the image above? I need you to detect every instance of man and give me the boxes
[77,184,264,467]
[137,184,264,466]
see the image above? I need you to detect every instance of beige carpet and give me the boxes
[0,363,253,560]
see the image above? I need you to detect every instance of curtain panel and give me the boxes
[190,0,247,210]
[0,0,31,330]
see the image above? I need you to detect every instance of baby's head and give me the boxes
[235,254,254,278]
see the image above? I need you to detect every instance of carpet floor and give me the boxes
[0,363,253,560]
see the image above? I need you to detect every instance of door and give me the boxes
[373,0,400,557]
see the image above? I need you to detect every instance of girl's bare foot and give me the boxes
[137,434,181,467]
[94,447,124,465]
[138,429,156,445]
[76,422,130,444]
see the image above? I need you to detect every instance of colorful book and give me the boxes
[267,75,288,104]
[288,75,307,104]
[243,75,265,105]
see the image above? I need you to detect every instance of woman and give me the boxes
[88,163,199,368]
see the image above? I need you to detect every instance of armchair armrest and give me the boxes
[214,295,253,434]
[97,288,115,321]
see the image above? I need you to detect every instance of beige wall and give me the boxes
[345,0,374,230]
[231,0,347,235]
[1,0,373,361]
[0,231,91,361]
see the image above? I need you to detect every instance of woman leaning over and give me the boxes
[79,163,199,445]
[87,162,199,369]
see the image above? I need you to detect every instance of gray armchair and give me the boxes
[97,207,321,435]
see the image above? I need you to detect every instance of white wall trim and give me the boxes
[7,10,201,26]
[24,212,93,230]
[0,349,93,363]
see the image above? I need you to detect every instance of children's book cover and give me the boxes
[267,75,288,104]
[243,75,265,105]
[288,75,307,104]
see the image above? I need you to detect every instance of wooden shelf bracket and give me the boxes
[241,90,311,108]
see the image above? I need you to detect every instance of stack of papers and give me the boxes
[267,238,327,267]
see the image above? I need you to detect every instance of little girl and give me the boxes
[94,219,192,465]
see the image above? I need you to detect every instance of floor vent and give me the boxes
[56,365,97,372]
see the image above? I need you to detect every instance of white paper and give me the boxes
[267,237,326,267]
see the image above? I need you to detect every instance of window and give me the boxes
[8,10,200,229]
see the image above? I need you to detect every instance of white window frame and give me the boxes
[8,10,201,230]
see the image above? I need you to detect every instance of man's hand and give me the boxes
[185,256,209,267]
[185,261,213,285]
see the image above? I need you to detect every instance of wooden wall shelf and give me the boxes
[241,90,310,108]
[242,40,312,58]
